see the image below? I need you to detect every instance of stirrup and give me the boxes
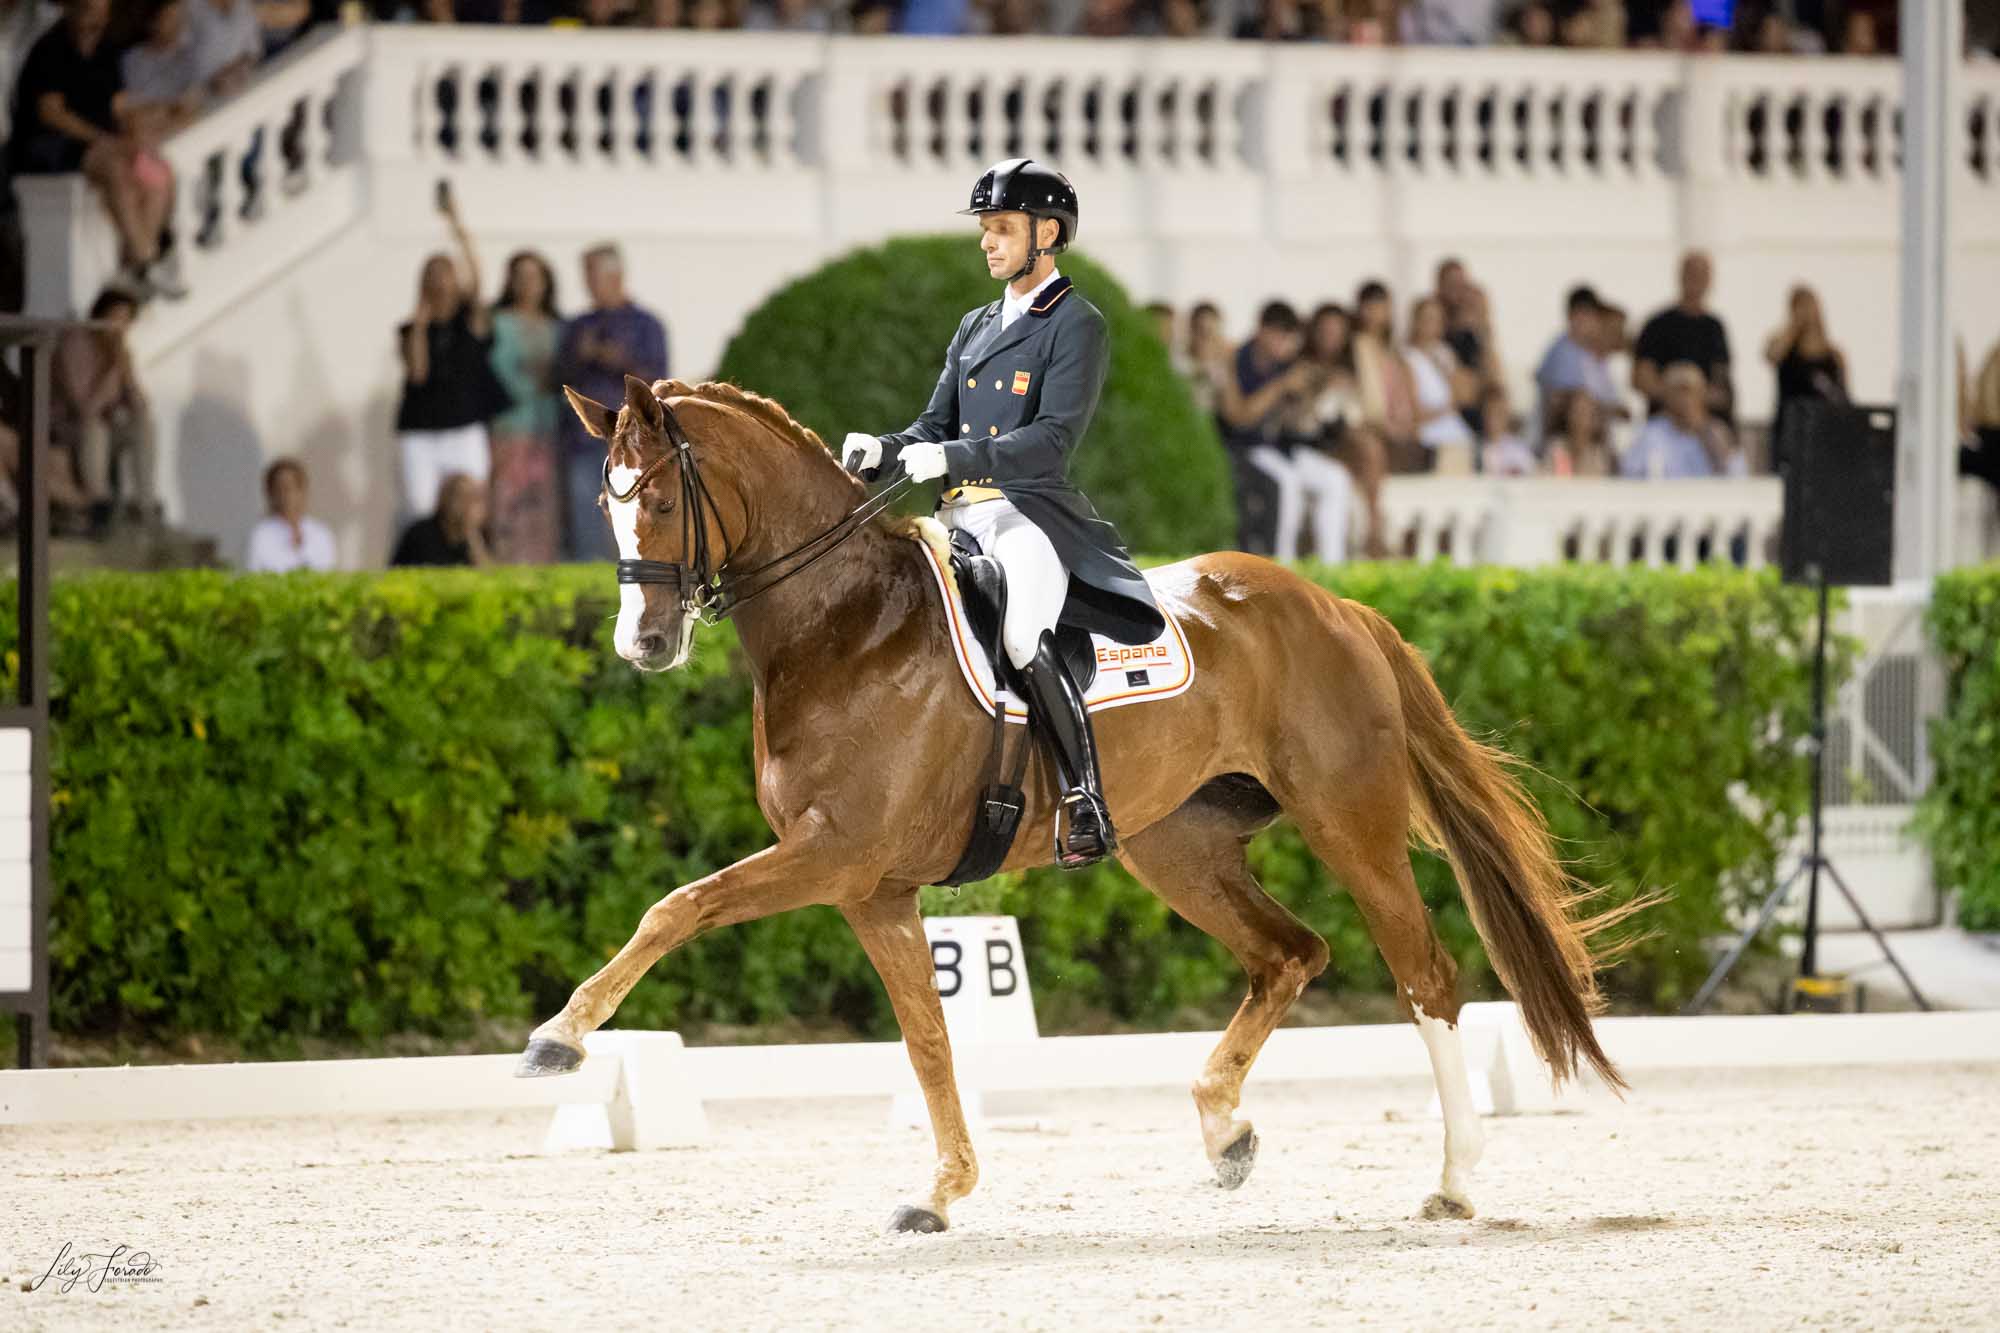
[1055,791,1114,869]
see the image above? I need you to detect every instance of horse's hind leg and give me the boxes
[1116,792,1329,1190]
[1276,785,1485,1220]
[842,888,979,1234]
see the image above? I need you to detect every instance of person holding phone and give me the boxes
[393,182,512,517]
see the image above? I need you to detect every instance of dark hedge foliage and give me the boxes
[0,561,1827,1047]
[713,234,1235,556]
[1917,565,2000,930]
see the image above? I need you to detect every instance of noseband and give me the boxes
[607,396,915,625]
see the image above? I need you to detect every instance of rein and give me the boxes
[609,398,917,624]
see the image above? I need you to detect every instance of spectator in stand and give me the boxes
[1214,299,1315,555]
[1634,250,1734,429]
[1839,8,1879,55]
[394,190,512,518]
[1179,300,1229,414]
[1404,295,1479,475]
[1535,285,1624,477]
[1351,280,1423,472]
[189,0,273,97]
[1295,301,1382,557]
[487,250,564,563]
[1506,1,1556,44]
[122,0,205,136]
[1959,336,2000,498]
[8,0,186,301]
[1480,383,1537,476]
[554,242,669,560]
[1764,284,1849,472]
[245,457,340,572]
[1622,362,1744,479]
[392,472,492,567]
[1434,256,1503,432]
[901,0,971,33]
[744,0,832,29]
[53,288,159,531]
[1400,0,1501,43]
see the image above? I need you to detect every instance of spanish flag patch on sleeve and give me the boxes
[1012,370,1031,395]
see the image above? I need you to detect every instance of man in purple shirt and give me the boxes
[556,243,669,560]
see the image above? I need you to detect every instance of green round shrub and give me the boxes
[715,235,1234,555]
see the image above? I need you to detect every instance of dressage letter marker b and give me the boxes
[891,917,1042,1130]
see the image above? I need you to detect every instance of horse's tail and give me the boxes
[1357,606,1634,1090]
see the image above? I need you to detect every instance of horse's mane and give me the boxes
[652,378,947,572]
[653,378,833,461]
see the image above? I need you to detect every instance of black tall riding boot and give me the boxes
[1017,629,1116,869]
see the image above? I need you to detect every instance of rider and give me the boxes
[843,158,1165,870]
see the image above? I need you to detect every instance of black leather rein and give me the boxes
[607,399,915,624]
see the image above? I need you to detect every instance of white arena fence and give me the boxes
[6,1008,1999,1153]
[11,27,2000,564]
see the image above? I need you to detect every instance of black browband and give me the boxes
[608,396,914,624]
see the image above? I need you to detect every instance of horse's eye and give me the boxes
[655,497,677,516]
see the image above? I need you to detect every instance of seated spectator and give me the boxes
[189,0,270,100]
[395,190,510,519]
[1351,280,1423,472]
[53,288,159,530]
[1634,249,1734,426]
[1400,0,1502,44]
[1214,299,1315,555]
[1506,1,1556,44]
[1765,284,1849,472]
[1434,257,1502,433]
[1404,295,1479,475]
[1178,300,1228,411]
[1622,363,1745,479]
[245,457,339,572]
[1297,301,1384,555]
[1536,285,1624,476]
[122,0,204,137]
[393,472,491,566]
[743,0,833,30]
[8,0,185,301]
[1960,337,2000,498]
[555,242,669,560]
[1480,383,1537,476]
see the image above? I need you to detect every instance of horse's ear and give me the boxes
[564,386,618,440]
[624,374,664,432]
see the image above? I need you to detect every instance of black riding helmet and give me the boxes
[959,157,1079,283]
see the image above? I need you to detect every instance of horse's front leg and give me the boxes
[517,828,872,1074]
[841,888,979,1234]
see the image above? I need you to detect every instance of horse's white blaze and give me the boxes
[608,463,692,668]
[1413,1000,1484,1207]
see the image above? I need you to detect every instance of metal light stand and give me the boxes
[1685,570,1931,1015]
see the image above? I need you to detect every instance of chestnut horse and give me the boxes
[518,375,1626,1232]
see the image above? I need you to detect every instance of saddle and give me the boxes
[946,529,1097,696]
[936,528,1093,887]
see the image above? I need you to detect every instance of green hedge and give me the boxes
[2,563,1824,1047]
[714,234,1235,557]
[1918,566,2000,929]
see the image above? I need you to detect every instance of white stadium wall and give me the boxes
[18,27,2000,565]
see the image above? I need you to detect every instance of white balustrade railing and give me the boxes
[1376,475,1995,571]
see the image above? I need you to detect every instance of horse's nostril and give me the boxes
[633,632,668,659]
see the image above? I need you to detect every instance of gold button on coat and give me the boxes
[993,380,1002,390]
[967,377,976,388]
[961,423,970,432]
[988,426,998,435]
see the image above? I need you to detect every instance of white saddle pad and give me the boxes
[911,531,1196,723]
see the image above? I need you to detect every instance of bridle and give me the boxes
[608,397,915,624]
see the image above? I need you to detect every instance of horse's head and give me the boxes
[566,374,739,673]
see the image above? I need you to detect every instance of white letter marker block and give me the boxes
[543,1030,709,1152]
[890,915,1040,1129]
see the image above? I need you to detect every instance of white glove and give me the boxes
[841,432,882,475]
[898,441,948,483]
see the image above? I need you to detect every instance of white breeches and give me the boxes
[941,497,1069,670]
[1249,444,1353,564]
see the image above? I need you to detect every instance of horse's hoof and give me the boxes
[515,1037,585,1078]
[1419,1192,1475,1221]
[886,1205,948,1235]
[1214,1128,1259,1191]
